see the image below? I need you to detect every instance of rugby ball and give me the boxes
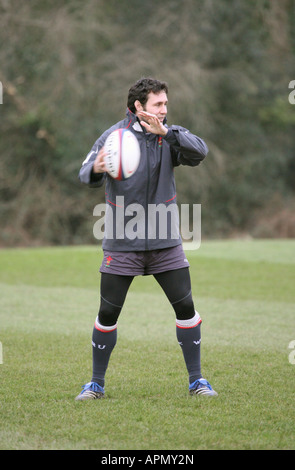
[104,128,140,180]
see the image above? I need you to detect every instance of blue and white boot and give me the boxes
[75,382,105,401]
[189,378,218,396]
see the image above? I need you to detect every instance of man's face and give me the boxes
[141,91,168,123]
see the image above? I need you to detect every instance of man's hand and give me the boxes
[137,111,168,136]
[93,147,107,173]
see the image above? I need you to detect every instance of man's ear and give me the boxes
[134,100,143,113]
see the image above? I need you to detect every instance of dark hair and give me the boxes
[127,77,168,113]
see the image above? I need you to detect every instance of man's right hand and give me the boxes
[93,147,107,173]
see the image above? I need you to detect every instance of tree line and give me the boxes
[0,0,294,246]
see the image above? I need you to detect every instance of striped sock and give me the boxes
[176,311,202,384]
[91,316,117,388]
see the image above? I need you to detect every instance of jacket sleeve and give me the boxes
[78,138,106,187]
[164,125,208,167]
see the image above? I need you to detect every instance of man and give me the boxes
[76,77,217,400]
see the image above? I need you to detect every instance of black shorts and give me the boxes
[99,244,190,276]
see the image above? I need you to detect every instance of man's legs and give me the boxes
[75,273,133,400]
[76,267,216,400]
[154,268,202,384]
[154,267,217,395]
[92,273,134,386]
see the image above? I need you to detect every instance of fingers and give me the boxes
[138,111,167,136]
[93,147,107,173]
[139,120,149,130]
[138,111,158,124]
[138,111,160,131]
[137,111,155,118]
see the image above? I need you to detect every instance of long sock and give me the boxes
[91,316,117,388]
[176,311,202,385]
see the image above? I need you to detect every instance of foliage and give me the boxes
[0,0,294,245]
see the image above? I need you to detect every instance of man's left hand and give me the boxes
[137,111,168,136]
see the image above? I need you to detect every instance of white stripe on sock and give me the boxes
[176,310,202,329]
[95,316,117,332]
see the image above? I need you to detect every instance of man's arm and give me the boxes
[165,125,208,167]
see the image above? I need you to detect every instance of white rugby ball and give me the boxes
[104,128,140,181]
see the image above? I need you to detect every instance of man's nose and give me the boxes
[161,104,167,114]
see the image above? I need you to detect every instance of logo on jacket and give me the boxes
[105,255,113,267]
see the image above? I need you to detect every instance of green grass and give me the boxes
[0,240,295,450]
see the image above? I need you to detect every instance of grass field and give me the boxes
[0,239,294,450]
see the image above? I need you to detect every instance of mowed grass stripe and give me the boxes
[0,241,294,303]
[0,283,293,350]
